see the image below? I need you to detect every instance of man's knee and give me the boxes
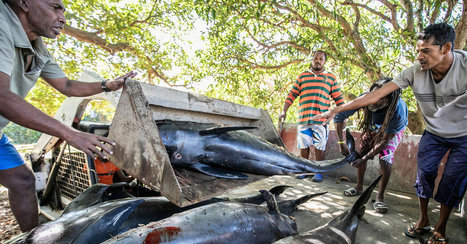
[8,166,36,192]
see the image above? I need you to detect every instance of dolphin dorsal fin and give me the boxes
[260,190,281,214]
[350,175,382,215]
[199,126,258,136]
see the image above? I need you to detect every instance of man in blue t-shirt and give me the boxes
[334,77,408,214]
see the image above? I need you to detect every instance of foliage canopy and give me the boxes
[6,0,466,142]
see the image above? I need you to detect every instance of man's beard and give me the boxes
[312,64,323,72]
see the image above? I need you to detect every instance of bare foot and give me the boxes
[427,231,448,244]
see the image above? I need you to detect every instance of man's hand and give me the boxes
[339,142,350,156]
[278,111,287,125]
[351,158,364,168]
[310,110,336,124]
[105,71,138,91]
[66,129,115,160]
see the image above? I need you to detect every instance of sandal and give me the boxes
[404,224,431,238]
[343,187,361,197]
[428,234,448,244]
[372,200,388,214]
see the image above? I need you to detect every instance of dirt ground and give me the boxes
[0,187,21,243]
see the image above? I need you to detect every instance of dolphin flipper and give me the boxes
[191,162,249,179]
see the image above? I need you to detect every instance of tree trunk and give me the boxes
[407,106,425,135]
[455,0,467,50]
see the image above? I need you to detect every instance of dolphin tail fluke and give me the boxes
[260,190,281,214]
[192,162,249,179]
[345,129,355,152]
[350,175,382,215]
[269,185,293,196]
[302,130,359,173]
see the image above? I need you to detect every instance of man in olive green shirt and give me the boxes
[0,0,135,231]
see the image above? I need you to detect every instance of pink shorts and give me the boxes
[360,129,404,164]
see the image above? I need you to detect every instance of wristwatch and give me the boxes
[101,79,111,92]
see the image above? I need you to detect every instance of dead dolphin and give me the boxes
[6,185,291,244]
[102,190,298,244]
[273,175,383,244]
[157,121,358,179]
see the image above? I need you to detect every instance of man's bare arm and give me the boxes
[311,82,400,124]
[43,71,137,97]
[335,121,350,156]
[278,102,291,125]
[360,133,396,162]
[0,72,113,159]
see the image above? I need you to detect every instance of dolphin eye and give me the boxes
[174,153,182,160]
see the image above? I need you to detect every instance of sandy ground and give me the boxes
[1,176,465,243]
[0,187,21,243]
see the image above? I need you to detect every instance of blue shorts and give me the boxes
[414,130,467,207]
[0,134,26,170]
[297,124,328,151]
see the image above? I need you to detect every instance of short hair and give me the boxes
[418,23,456,51]
[314,50,327,60]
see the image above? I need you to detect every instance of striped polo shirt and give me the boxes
[286,70,345,124]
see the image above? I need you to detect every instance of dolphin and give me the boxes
[157,121,358,179]
[6,185,293,244]
[273,175,383,244]
[102,190,299,244]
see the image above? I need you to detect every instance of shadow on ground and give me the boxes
[223,175,466,244]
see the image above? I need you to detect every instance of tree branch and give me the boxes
[342,0,392,24]
[416,0,425,32]
[401,0,415,32]
[62,25,135,55]
[235,56,304,70]
[443,0,455,22]
[306,0,380,79]
[243,27,309,55]
[429,0,443,24]
[378,0,400,31]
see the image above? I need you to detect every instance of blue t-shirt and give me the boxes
[334,97,408,134]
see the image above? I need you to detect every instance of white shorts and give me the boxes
[297,124,329,151]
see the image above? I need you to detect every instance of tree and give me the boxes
[20,0,466,139]
[193,0,466,134]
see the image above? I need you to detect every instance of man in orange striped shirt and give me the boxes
[279,50,345,182]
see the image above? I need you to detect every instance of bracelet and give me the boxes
[337,141,345,144]
[101,79,111,93]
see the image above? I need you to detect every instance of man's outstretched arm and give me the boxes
[0,72,114,159]
[43,71,137,97]
[311,82,400,124]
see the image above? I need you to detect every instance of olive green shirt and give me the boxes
[0,1,66,131]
